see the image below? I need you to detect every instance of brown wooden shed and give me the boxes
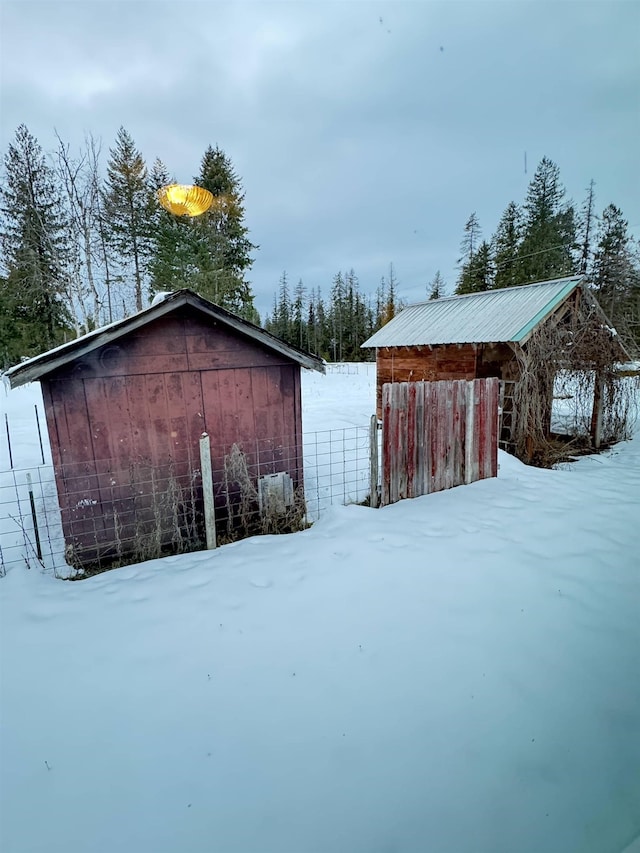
[7,290,325,570]
[362,276,631,463]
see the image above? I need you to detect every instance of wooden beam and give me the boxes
[590,373,605,449]
[369,414,379,508]
[199,432,217,549]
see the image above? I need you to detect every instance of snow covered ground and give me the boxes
[1,364,640,853]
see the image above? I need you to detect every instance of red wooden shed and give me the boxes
[362,277,631,463]
[7,290,325,571]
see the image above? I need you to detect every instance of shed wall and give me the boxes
[42,310,304,568]
[374,343,518,417]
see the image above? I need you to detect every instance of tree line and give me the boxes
[1,130,638,371]
[0,125,257,367]
[264,266,400,362]
[443,156,639,352]
[265,156,639,361]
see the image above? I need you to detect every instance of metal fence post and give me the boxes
[5,413,13,469]
[34,405,45,465]
[26,472,43,561]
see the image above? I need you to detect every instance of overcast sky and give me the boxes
[1,0,639,319]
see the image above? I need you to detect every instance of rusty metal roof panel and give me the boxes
[362,276,584,348]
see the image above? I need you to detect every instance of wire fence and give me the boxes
[0,424,373,578]
[324,362,375,375]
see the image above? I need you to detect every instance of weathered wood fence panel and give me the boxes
[381,378,499,506]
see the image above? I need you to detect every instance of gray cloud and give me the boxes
[2,0,639,319]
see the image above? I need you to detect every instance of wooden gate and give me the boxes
[381,378,499,506]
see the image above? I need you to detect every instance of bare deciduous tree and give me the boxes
[55,132,116,331]
[512,293,635,466]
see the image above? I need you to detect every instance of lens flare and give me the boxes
[157,184,214,217]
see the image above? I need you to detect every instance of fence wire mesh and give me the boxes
[0,425,372,577]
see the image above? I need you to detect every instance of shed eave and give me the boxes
[5,295,189,387]
[512,279,580,344]
[5,289,325,388]
[361,330,521,349]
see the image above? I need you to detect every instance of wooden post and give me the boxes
[369,414,379,508]
[590,373,605,449]
[381,384,392,506]
[464,380,475,484]
[199,432,217,549]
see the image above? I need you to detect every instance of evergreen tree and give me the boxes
[473,241,494,291]
[278,270,292,340]
[329,271,346,361]
[362,292,376,344]
[266,272,307,346]
[102,127,152,312]
[265,271,293,342]
[456,213,483,294]
[264,291,279,336]
[374,275,387,328]
[591,204,640,349]
[517,156,576,282]
[0,274,19,367]
[192,145,258,318]
[457,241,493,294]
[428,270,445,299]
[335,269,362,360]
[243,302,261,326]
[371,264,404,329]
[264,263,397,362]
[313,287,330,358]
[147,158,198,294]
[381,263,399,324]
[0,125,73,365]
[347,270,370,359]
[578,179,596,276]
[460,212,481,264]
[292,278,306,348]
[492,201,523,288]
[306,290,318,354]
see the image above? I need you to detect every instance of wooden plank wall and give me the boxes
[375,344,518,418]
[43,310,305,567]
[375,345,478,418]
[381,378,499,506]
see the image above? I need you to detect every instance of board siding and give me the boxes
[375,344,518,418]
[43,311,305,568]
[381,378,499,506]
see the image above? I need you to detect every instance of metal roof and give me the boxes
[5,289,326,388]
[362,276,585,348]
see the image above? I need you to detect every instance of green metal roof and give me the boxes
[362,276,585,348]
